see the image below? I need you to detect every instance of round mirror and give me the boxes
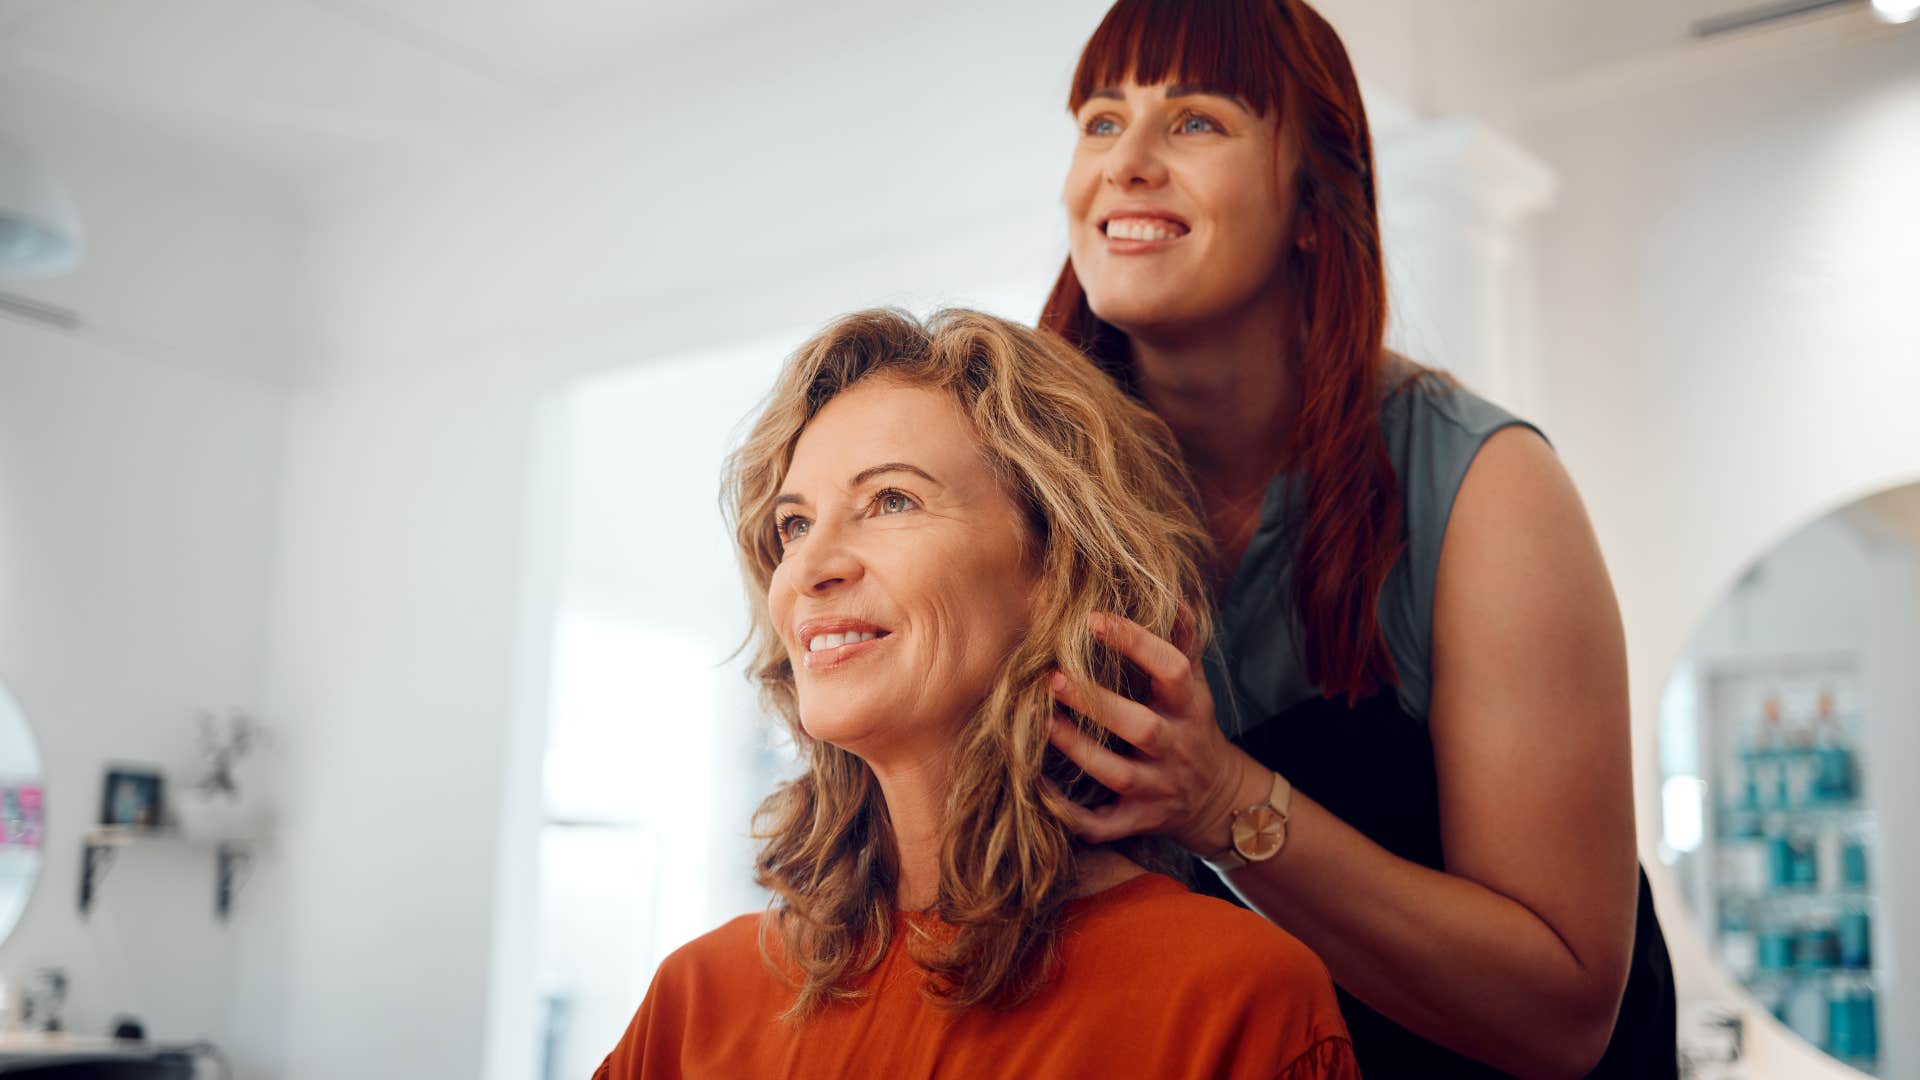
[1659,481,1920,1076]
[0,679,43,943]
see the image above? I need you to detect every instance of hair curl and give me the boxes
[722,308,1214,1016]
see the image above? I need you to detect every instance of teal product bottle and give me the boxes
[1760,697,1789,809]
[1768,832,1795,890]
[1827,973,1855,1057]
[1790,831,1819,889]
[1842,834,1870,889]
[1838,906,1871,969]
[1758,921,1795,972]
[1812,690,1855,804]
[1738,745,1761,811]
[1854,978,1878,1061]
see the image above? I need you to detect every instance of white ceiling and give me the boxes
[0,0,806,181]
[0,0,1898,194]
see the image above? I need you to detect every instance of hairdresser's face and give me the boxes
[769,378,1037,767]
[1063,80,1301,339]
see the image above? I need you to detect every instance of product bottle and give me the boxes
[1719,899,1758,981]
[1759,697,1788,809]
[1838,904,1872,969]
[1785,705,1817,808]
[1784,967,1827,1049]
[1853,976,1879,1062]
[1842,832,1871,890]
[1813,690,1856,804]
[1790,830,1819,890]
[1767,829,1795,891]
[1827,972,1854,1057]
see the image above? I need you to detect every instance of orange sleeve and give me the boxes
[593,915,771,1079]
[592,951,690,1080]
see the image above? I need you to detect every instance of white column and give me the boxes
[1377,117,1560,417]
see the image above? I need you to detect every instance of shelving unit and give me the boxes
[78,826,255,922]
[1690,655,1881,1074]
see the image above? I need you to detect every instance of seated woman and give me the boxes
[595,309,1358,1079]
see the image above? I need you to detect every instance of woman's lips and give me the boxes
[802,631,892,672]
[1101,215,1190,253]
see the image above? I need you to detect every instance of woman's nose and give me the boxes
[792,528,863,595]
[1103,123,1168,189]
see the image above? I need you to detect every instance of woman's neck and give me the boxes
[1127,302,1299,501]
[869,755,949,911]
[870,755,1146,911]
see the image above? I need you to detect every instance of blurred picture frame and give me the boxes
[101,767,164,830]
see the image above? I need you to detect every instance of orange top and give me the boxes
[594,872,1358,1080]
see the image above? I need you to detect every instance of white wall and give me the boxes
[0,83,298,1074]
[0,315,286,1054]
[1517,19,1920,1080]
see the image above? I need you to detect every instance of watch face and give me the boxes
[1232,806,1287,862]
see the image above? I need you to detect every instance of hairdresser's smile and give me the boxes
[1101,205,1192,251]
[768,377,1038,763]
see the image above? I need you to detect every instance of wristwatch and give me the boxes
[1199,769,1292,872]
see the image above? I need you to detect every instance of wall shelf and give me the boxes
[78,826,256,922]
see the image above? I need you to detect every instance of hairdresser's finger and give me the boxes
[1049,672,1165,757]
[1046,714,1151,798]
[1091,612,1197,714]
[1170,599,1200,661]
[1054,795,1159,845]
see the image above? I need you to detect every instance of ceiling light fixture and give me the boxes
[0,132,83,280]
[1871,0,1920,22]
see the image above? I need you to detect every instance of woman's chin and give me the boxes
[796,707,882,753]
[1087,293,1207,339]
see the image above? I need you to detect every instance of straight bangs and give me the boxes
[1067,0,1287,118]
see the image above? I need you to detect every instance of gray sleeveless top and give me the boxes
[1194,357,1678,1077]
[1205,357,1545,730]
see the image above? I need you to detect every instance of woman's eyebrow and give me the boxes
[1165,83,1248,108]
[850,462,940,488]
[773,462,940,508]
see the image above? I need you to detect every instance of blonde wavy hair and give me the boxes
[722,308,1214,1017]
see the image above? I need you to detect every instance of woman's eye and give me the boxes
[1177,113,1221,135]
[875,490,917,516]
[1083,115,1121,137]
[776,515,810,544]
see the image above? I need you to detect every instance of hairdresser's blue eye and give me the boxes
[1085,115,1121,136]
[1178,113,1221,135]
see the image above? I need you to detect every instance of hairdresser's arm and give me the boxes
[1047,428,1638,1080]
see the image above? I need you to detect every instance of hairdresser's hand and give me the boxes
[1045,612,1268,855]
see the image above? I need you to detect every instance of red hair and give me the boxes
[1041,0,1404,707]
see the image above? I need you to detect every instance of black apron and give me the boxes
[1192,689,1678,1078]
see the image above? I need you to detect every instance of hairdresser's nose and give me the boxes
[1103,119,1169,189]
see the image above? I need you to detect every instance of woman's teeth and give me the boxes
[809,630,882,653]
[1106,218,1186,241]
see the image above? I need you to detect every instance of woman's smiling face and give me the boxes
[1063,79,1301,338]
[768,377,1038,763]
